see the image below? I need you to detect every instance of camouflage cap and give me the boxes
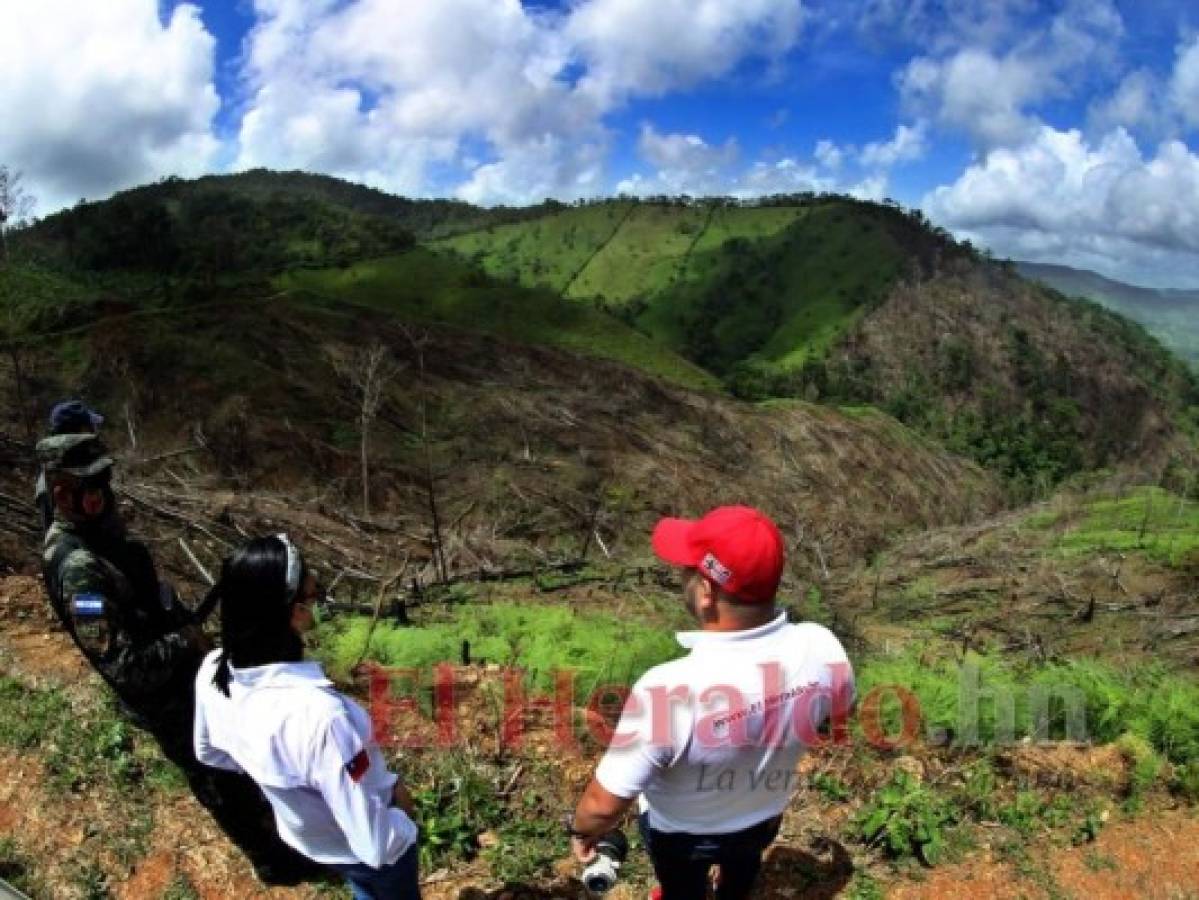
[36,433,114,478]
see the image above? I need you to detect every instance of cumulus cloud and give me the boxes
[1089,70,1165,135]
[0,0,220,214]
[616,122,903,200]
[1170,36,1199,130]
[566,0,803,107]
[805,124,926,178]
[924,126,1199,286]
[814,139,844,170]
[856,0,1039,52]
[897,0,1123,149]
[1087,35,1199,140]
[457,137,608,206]
[615,126,737,196]
[859,122,928,168]
[233,0,804,204]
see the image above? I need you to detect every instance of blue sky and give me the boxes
[2,0,1198,287]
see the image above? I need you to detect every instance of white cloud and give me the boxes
[735,158,886,201]
[814,139,844,170]
[924,126,1199,286]
[1170,36,1199,130]
[0,0,220,214]
[1087,35,1199,139]
[856,0,1039,52]
[899,50,1040,147]
[1089,70,1164,135]
[457,137,607,206]
[566,0,804,108]
[897,0,1123,149]
[638,127,738,172]
[859,122,928,168]
[615,126,737,197]
[233,0,805,205]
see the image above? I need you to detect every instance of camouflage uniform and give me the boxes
[36,435,324,884]
[37,434,200,714]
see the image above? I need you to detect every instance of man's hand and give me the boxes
[571,835,598,864]
[570,778,634,863]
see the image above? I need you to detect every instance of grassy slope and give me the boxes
[565,203,709,304]
[277,248,719,390]
[439,200,907,378]
[440,202,636,292]
[1025,485,1199,567]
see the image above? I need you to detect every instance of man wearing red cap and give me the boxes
[568,506,854,900]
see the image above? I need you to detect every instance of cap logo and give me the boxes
[700,552,733,587]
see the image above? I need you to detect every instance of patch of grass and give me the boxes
[72,860,112,900]
[0,836,42,896]
[161,874,201,900]
[0,676,187,798]
[1116,732,1163,811]
[957,759,999,820]
[314,601,683,697]
[811,771,852,802]
[1171,763,1199,801]
[1083,849,1118,872]
[855,649,1199,766]
[485,816,569,883]
[1029,486,1199,567]
[845,871,886,900]
[803,585,833,626]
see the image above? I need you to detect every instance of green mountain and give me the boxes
[1017,261,1199,369]
[438,197,942,382]
[438,195,1198,493]
[7,174,1197,496]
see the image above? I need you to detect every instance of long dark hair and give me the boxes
[212,535,307,696]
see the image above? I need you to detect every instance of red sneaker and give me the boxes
[649,887,663,900]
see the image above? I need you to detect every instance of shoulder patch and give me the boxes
[71,593,106,617]
[345,749,370,783]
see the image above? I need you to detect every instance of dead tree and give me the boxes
[0,165,34,263]
[400,326,448,584]
[333,342,401,518]
[0,166,35,439]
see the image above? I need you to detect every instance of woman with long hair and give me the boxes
[194,534,420,899]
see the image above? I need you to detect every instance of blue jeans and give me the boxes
[329,843,421,900]
[638,813,781,900]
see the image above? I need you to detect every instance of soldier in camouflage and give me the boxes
[37,433,322,885]
[38,433,207,720]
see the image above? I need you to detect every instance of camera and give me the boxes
[581,829,628,895]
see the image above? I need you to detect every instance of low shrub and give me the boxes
[314,602,682,697]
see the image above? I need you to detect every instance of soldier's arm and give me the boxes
[62,551,198,695]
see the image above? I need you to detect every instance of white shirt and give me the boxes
[193,650,417,868]
[595,614,854,834]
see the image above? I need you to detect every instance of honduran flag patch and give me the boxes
[71,593,106,618]
[345,749,370,783]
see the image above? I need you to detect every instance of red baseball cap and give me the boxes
[651,505,785,603]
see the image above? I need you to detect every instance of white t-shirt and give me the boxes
[193,650,417,868]
[595,614,854,834]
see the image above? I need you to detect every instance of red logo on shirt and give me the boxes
[345,749,370,783]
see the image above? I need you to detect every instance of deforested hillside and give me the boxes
[9,174,1197,501]
[437,195,1199,493]
[0,271,1001,579]
[821,261,1199,495]
[1018,261,1199,370]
